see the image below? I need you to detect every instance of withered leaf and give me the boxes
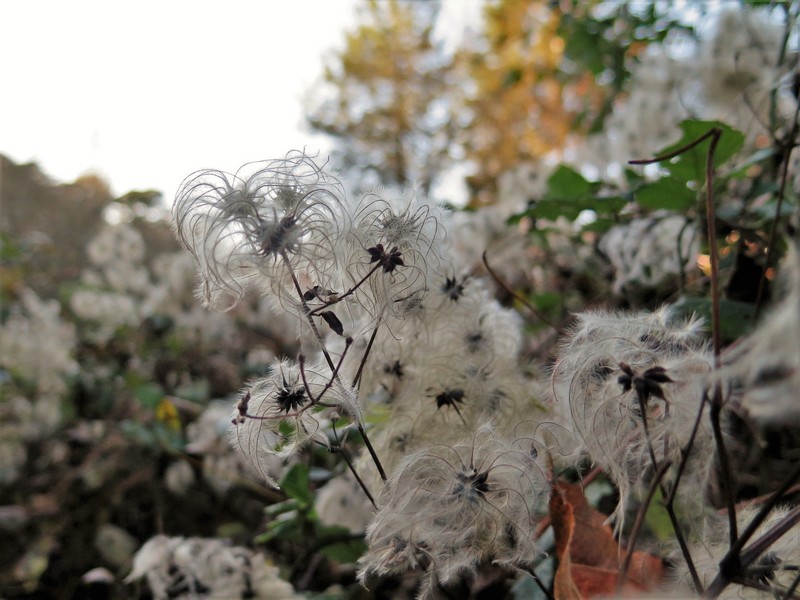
[549,480,665,598]
[320,311,344,336]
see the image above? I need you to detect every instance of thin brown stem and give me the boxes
[282,253,386,487]
[710,386,738,546]
[332,418,376,509]
[358,423,387,482]
[629,128,721,165]
[704,129,723,359]
[353,323,380,389]
[664,497,704,594]
[705,463,800,598]
[308,261,383,316]
[695,128,740,548]
[785,571,800,600]
[298,340,352,405]
[282,252,337,371]
[618,460,672,592]
[636,392,659,469]
[482,251,560,331]
[739,505,800,570]
[640,387,704,593]
[665,390,708,506]
[656,322,712,594]
[518,564,555,600]
[754,110,798,320]
[709,506,800,599]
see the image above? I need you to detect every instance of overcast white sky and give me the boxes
[1,0,364,202]
[1,0,482,206]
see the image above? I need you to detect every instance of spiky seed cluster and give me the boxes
[618,362,673,402]
[172,151,349,310]
[367,243,405,273]
[230,358,360,488]
[358,425,547,598]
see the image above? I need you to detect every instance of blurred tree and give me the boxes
[305,0,459,193]
[306,0,697,206]
[0,157,109,297]
[457,0,694,205]
[456,0,583,206]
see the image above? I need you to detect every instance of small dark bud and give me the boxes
[434,388,465,410]
[366,244,404,273]
[618,362,673,402]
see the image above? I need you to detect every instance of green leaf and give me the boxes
[216,522,247,538]
[532,292,561,312]
[545,165,592,199]
[673,296,756,342]
[581,217,616,234]
[173,381,209,404]
[315,524,367,564]
[365,403,391,425]
[653,120,745,183]
[278,419,296,437]
[120,420,156,446]
[0,232,22,260]
[133,383,164,409]
[264,499,299,517]
[530,199,582,221]
[254,517,299,544]
[636,177,696,210]
[592,195,628,217]
[644,489,673,541]
[279,464,312,507]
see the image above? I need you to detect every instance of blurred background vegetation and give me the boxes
[1,0,797,598]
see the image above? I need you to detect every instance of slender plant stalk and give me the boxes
[283,252,337,371]
[359,422,387,482]
[617,460,672,592]
[699,129,740,547]
[636,392,659,468]
[705,505,800,598]
[353,323,380,389]
[754,106,798,319]
[282,251,387,483]
[482,251,560,331]
[518,565,556,600]
[785,571,800,600]
[308,262,383,316]
[713,461,800,590]
[704,129,723,359]
[629,127,738,591]
[332,418,377,508]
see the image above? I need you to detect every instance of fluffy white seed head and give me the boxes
[173,151,350,311]
[359,424,548,596]
[343,185,447,322]
[230,358,360,488]
[549,306,714,519]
